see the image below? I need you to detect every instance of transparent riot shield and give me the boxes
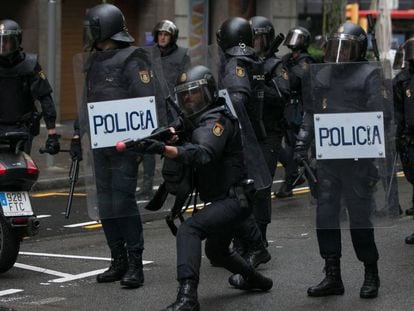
[73,48,159,220]
[297,61,400,230]
[207,45,272,190]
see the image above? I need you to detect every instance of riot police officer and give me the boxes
[249,15,290,245]
[70,3,153,289]
[277,26,315,198]
[0,19,60,154]
[216,16,271,267]
[393,37,414,242]
[137,20,191,200]
[294,22,382,299]
[134,65,273,310]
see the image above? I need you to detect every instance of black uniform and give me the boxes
[277,52,315,196]
[257,54,289,229]
[77,46,153,265]
[302,62,382,264]
[138,44,191,200]
[219,52,273,258]
[0,51,57,153]
[175,104,253,280]
[393,66,414,214]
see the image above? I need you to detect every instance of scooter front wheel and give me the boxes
[0,216,20,273]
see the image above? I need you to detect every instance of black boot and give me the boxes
[243,243,271,268]
[120,250,144,288]
[360,263,380,299]
[166,279,200,311]
[228,270,273,291]
[307,257,344,297]
[97,246,128,283]
[405,233,414,244]
[257,223,269,248]
[406,207,414,216]
[275,181,293,198]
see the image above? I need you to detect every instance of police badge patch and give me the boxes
[236,65,245,77]
[139,70,150,83]
[406,89,412,98]
[38,70,46,80]
[212,122,224,136]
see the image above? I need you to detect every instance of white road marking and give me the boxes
[19,251,153,265]
[36,215,51,219]
[0,289,23,296]
[14,263,72,278]
[64,221,99,228]
[19,252,112,261]
[49,268,108,283]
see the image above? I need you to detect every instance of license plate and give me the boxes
[0,192,33,217]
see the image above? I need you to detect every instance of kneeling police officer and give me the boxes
[135,65,273,310]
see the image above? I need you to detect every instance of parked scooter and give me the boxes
[0,131,40,273]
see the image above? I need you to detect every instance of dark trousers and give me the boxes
[101,215,144,252]
[278,127,299,182]
[399,144,414,207]
[253,132,283,225]
[316,160,379,264]
[176,197,252,282]
[93,148,139,219]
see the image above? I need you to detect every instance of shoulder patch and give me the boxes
[212,122,224,136]
[38,70,46,80]
[236,65,246,78]
[139,70,151,83]
[406,89,412,98]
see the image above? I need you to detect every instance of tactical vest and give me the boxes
[86,46,140,102]
[193,105,245,202]
[236,55,266,140]
[401,74,414,132]
[0,53,37,124]
[263,56,287,131]
[159,46,189,95]
[312,63,383,114]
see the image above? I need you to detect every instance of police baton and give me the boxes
[301,159,317,184]
[65,157,79,219]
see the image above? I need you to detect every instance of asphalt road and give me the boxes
[1,177,414,310]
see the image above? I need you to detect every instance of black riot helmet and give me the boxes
[83,3,134,51]
[152,20,179,45]
[0,19,22,56]
[393,37,414,69]
[324,22,368,63]
[175,65,218,119]
[250,16,275,57]
[216,17,255,55]
[284,26,310,51]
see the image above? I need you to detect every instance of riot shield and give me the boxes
[73,48,158,220]
[207,45,272,190]
[298,61,400,229]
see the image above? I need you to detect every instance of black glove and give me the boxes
[70,137,83,161]
[293,143,307,165]
[45,134,60,155]
[140,139,165,155]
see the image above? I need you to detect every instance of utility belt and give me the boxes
[0,110,42,136]
[228,179,255,209]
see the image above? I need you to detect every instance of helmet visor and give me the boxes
[175,79,210,118]
[404,38,414,62]
[324,36,361,63]
[0,33,19,55]
[253,34,269,57]
[284,30,305,49]
[83,20,100,51]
